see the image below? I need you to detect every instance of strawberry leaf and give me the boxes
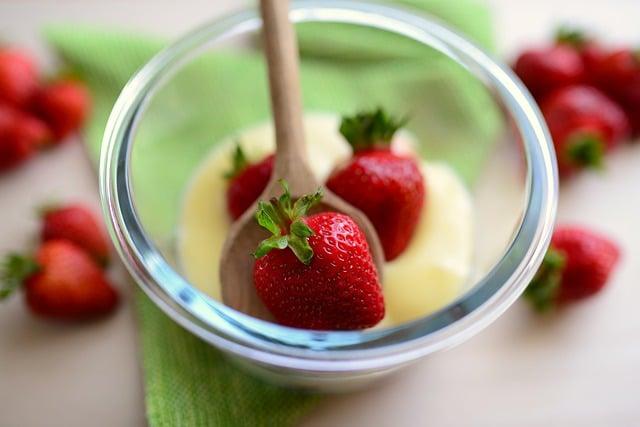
[566,132,605,169]
[288,235,314,265]
[278,179,291,201]
[253,235,289,259]
[291,220,314,238]
[37,202,61,218]
[277,179,293,214]
[339,107,407,151]
[555,26,589,48]
[253,180,322,264]
[0,254,39,300]
[523,247,566,312]
[292,188,323,218]
[255,201,282,236]
[223,143,249,179]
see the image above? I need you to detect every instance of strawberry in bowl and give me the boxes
[327,108,426,261]
[225,144,274,220]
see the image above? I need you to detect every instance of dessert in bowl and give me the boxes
[101,1,557,389]
[178,112,473,327]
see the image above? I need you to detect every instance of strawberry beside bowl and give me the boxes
[100,1,557,390]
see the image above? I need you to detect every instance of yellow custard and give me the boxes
[177,113,473,327]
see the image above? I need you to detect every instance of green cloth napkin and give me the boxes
[45,1,501,426]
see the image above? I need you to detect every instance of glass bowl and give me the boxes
[100,0,557,390]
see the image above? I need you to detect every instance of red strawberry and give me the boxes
[252,182,384,330]
[0,126,34,172]
[514,44,586,100]
[1,104,51,145]
[31,80,91,141]
[541,85,630,175]
[0,104,50,172]
[554,27,607,84]
[524,226,620,311]
[225,144,274,220]
[626,106,640,136]
[0,48,38,108]
[326,108,425,261]
[11,113,51,149]
[590,49,640,135]
[0,240,119,320]
[41,204,110,265]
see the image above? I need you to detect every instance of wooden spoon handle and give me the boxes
[259,0,313,189]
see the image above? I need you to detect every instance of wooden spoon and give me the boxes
[219,0,384,320]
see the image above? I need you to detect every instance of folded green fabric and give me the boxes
[45,1,500,426]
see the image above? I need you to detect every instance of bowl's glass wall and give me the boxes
[129,22,524,313]
[102,1,555,370]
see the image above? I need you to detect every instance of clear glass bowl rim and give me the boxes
[100,0,558,373]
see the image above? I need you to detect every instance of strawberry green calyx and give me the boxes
[49,68,83,85]
[523,247,566,312]
[555,27,589,48]
[339,108,407,151]
[0,254,39,300]
[253,180,322,265]
[37,202,60,218]
[224,143,249,179]
[566,132,605,169]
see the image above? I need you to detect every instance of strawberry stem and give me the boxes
[224,143,249,179]
[555,26,589,48]
[524,247,566,312]
[340,107,407,151]
[253,180,322,265]
[0,254,39,300]
[566,132,605,169]
[36,202,61,218]
[50,68,83,84]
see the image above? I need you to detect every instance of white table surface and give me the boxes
[1,1,639,426]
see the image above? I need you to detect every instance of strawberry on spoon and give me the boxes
[253,181,384,330]
[327,108,426,261]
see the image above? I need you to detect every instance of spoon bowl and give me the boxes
[220,179,385,319]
